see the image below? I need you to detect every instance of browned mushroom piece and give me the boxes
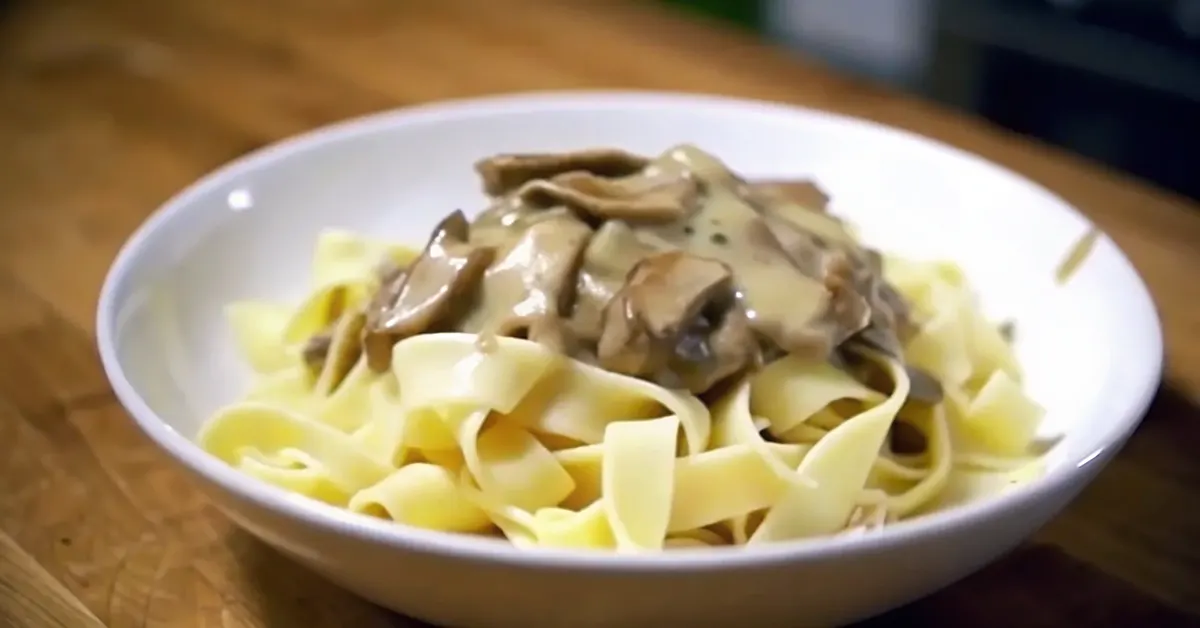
[854,325,901,360]
[623,252,736,338]
[839,253,942,402]
[597,251,758,393]
[674,304,760,393]
[313,309,367,395]
[748,195,932,396]
[904,365,945,405]
[743,179,831,213]
[362,210,495,372]
[373,256,407,287]
[301,332,333,375]
[460,212,593,352]
[814,252,873,348]
[853,271,906,360]
[856,249,910,346]
[737,175,856,254]
[595,300,659,377]
[298,281,359,378]
[688,212,854,365]
[758,214,828,277]
[569,221,666,344]
[840,284,943,404]
[518,169,698,224]
[361,265,409,372]
[475,149,651,196]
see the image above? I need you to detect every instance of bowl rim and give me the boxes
[96,89,1164,571]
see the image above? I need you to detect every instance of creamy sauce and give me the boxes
[639,146,837,351]
[460,210,591,352]
[352,144,921,395]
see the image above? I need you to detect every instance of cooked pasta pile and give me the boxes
[199,146,1047,552]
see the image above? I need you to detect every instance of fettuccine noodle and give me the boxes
[197,147,1047,552]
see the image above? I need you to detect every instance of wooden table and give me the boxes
[0,0,1197,626]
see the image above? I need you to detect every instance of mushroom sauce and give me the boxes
[305,144,944,407]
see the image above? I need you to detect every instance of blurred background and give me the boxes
[2,0,1197,201]
[663,0,1200,201]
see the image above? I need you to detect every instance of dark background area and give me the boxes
[665,0,1200,202]
[2,0,1194,201]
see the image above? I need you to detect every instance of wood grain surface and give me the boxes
[0,0,1198,626]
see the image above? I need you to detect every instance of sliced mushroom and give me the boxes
[738,176,855,250]
[361,267,409,372]
[621,251,736,338]
[727,218,845,361]
[674,305,759,393]
[595,300,659,377]
[469,198,536,249]
[759,213,830,278]
[475,149,650,196]
[373,256,407,287]
[301,332,334,375]
[837,276,943,404]
[904,365,944,405]
[518,169,697,224]
[743,179,830,213]
[300,258,400,377]
[834,245,919,346]
[569,221,666,344]
[597,252,757,394]
[857,250,914,346]
[813,251,873,348]
[854,307,904,359]
[313,309,367,395]
[362,211,495,372]
[461,213,592,352]
[757,204,921,372]
[845,258,933,403]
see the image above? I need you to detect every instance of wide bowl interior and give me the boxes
[100,92,1161,551]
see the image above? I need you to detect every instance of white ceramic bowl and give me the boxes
[96,91,1162,628]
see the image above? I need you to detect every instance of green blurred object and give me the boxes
[659,0,764,31]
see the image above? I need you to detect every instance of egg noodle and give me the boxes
[198,228,1047,552]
